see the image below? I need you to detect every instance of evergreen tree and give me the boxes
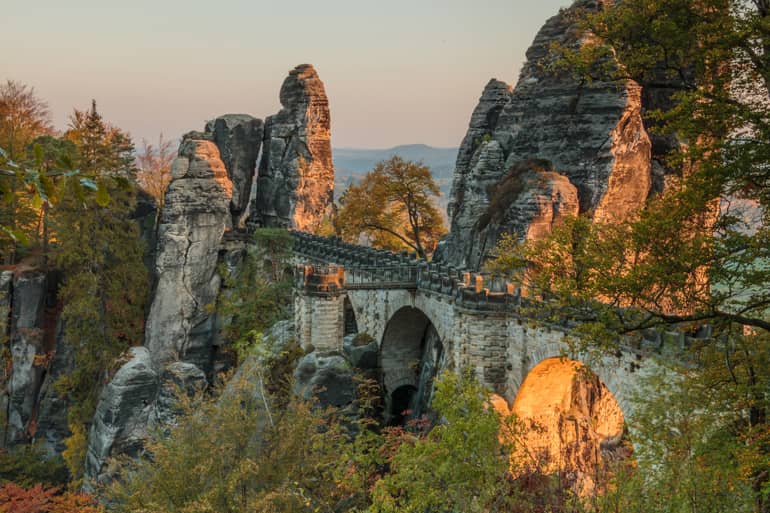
[51,102,148,479]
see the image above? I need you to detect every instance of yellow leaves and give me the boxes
[62,423,89,483]
[95,180,110,207]
[337,156,445,258]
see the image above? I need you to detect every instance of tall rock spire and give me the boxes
[248,64,335,232]
[439,0,654,270]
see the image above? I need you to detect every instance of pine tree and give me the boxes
[51,102,149,479]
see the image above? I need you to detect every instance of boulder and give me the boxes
[293,351,355,408]
[154,362,207,425]
[85,348,208,487]
[342,333,378,370]
[85,347,159,485]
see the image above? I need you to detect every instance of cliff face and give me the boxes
[84,64,336,485]
[249,64,334,231]
[205,114,264,227]
[440,0,654,270]
[144,137,233,370]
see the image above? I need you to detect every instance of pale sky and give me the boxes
[1,0,570,149]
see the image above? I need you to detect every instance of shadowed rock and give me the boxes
[84,348,207,487]
[85,347,159,486]
[205,114,264,227]
[293,351,355,408]
[6,271,47,445]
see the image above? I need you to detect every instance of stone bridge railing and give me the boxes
[291,230,522,311]
[291,230,713,355]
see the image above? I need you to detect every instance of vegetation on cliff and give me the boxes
[488,0,770,510]
[0,92,149,486]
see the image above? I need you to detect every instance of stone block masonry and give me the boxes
[292,230,705,425]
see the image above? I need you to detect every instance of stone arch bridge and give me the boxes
[291,231,699,424]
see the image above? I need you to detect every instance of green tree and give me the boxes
[488,1,770,510]
[337,156,445,259]
[0,81,54,262]
[366,371,514,513]
[51,102,148,479]
[23,136,78,262]
[217,228,293,361]
[587,342,763,513]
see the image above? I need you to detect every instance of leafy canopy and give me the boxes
[337,156,445,259]
[487,1,770,510]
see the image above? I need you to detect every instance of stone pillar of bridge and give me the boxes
[295,264,346,352]
[462,312,510,395]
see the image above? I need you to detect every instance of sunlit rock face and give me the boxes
[144,136,232,370]
[509,358,631,496]
[249,64,334,232]
[441,0,653,270]
[459,159,580,267]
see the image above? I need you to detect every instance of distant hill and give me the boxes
[332,144,459,209]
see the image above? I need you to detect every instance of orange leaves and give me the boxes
[0,483,103,513]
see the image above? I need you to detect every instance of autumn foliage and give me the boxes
[0,482,103,513]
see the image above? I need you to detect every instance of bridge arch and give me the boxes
[510,356,633,495]
[380,306,444,423]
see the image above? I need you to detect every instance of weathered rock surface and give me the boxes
[6,271,47,445]
[441,0,653,270]
[0,271,13,445]
[84,348,207,487]
[154,362,206,425]
[249,64,334,231]
[342,334,378,370]
[144,136,232,370]
[34,319,73,457]
[464,160,580,266]
[511,359,630,496]
[205,114,264,226]
[446,80,513,224]
[293,351,355,408]
[132,189,159,277]
[85,347,158,485]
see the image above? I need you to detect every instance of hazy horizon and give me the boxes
[1,0,570,149]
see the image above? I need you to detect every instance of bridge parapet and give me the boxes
[291,231,715,356]
[297,264,345,296]
[291,231,524,311]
